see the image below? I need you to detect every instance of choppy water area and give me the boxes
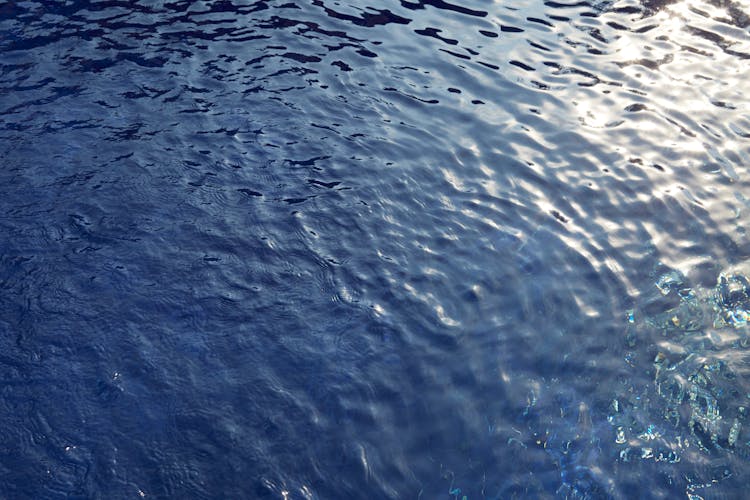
[1,0,749,497]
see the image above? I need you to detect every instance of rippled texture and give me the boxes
[1,0,749,498]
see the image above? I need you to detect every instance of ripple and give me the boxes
[1,0,749,497]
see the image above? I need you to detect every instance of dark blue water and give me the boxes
[2,0,750,498]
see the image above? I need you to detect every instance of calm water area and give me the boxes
[1,0,750,498]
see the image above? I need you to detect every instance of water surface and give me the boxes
[1,0,750,498]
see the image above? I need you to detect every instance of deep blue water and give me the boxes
[2,0,750,498]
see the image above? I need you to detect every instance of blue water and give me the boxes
[2,0,750,498]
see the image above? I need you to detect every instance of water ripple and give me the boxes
[1,0,749,497]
